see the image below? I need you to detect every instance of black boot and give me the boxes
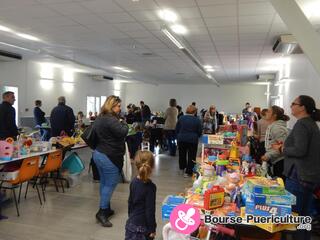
[96,209,112,227]
[105,208,115,219]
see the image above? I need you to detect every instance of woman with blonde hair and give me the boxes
[92,95,128,227]
[203,105,218,134]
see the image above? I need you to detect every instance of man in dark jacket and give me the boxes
[50,96,75,137]
[0,91,18,140]
[34,100,46,126]
[140,101,151,123]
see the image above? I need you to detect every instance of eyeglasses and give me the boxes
[291,102,302,107]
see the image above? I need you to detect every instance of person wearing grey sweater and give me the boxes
[261,106,289,179]
[273,95,320,240]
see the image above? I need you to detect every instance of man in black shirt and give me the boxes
[50,96,75,137]
[140,101,151,123]
[0,91,18,140]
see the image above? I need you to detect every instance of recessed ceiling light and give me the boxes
[204,65,213,69]
[113,66,124,70]
[16,33,40,41]
[170,24,187,34]
[158,9,178,22]
[0,25,12,32]
[206,69,215,72]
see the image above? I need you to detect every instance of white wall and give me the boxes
[271,55,320,128]
[0,60,126,121]
[125,83,268,114]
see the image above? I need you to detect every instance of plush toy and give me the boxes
[225,172,241,194]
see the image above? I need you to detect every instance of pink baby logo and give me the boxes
[170,204,201,235]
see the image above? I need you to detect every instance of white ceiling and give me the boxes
[0,0,318,84]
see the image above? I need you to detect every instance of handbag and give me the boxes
[81,125,97,149]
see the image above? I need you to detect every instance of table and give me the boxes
[0,149,59,165]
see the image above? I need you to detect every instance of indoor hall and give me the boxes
[1,0,320,240]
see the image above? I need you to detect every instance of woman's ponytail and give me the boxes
[299,95,320,122]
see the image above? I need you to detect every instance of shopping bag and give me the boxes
[122,143,132,182]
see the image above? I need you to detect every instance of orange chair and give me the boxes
[31,150,64,202]
[0,156,42,216]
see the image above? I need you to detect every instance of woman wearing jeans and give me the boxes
[92,95,128,227]
[273,95,320,240]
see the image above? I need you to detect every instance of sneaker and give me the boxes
[183,173,189,178]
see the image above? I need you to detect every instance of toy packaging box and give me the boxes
[251,190,296,206]
[246,177,285,195]
[162,195,185,220]
[245,198,291,216]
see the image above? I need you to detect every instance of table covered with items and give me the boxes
[0,133,87,218]
[162,124,298,240]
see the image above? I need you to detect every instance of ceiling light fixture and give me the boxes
[0,25,12,32]
[113,66,124,70]
[158,9,178,22]
[170,24,187,35]
[16,33,41,41]
[161,25,219,86]
[0,41,40,53]
[206,69,215,72]
[204,65,213,69]
[161,28,184,49]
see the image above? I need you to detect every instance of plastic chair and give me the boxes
[0,156,42,216]
[29,150,64,202]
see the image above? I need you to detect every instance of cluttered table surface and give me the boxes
[162,126,298,239]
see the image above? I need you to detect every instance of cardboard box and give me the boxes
[162,195,185,220]
[251,190,296,206]
[246,177,285,195]
[245,199,291,216]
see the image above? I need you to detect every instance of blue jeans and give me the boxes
[286,178,314,240]
[93,150,120,209]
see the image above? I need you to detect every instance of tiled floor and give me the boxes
[0,149,191,240]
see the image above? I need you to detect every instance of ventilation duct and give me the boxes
[0,50,22,62]
[273,34,303,54]
[92,75,113,81]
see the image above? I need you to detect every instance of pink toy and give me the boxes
[0,140,14,161]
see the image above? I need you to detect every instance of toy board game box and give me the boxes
[246,177,285,195]
[245,198,291,216]
[251,190,296,206]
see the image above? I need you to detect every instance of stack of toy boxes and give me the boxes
[162,195,185,220]
[242,177,295,217]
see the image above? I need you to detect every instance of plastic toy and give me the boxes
[202,164,215,178]
[0,139,14,161]
[204,186,225,210]
[229,144,239,159]
[216,160,229,176]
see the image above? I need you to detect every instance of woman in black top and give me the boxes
[273,95,320,240]
[125,151,156,240]
[93,95,128,227]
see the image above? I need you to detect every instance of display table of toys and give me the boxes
[162,131,297,240]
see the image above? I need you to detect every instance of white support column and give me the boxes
[270,0,320,76]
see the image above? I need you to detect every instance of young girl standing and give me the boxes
[125,151,157,240]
